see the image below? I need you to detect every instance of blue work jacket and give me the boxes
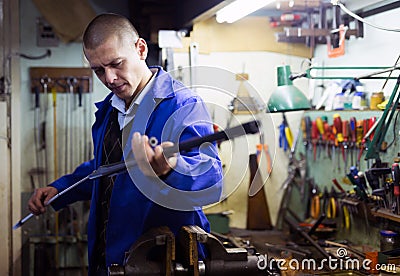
[50,67,223,273]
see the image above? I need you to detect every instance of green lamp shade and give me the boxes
[267,65,311,112]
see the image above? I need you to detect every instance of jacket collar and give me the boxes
[149,66,175,100]
[94,66,175,115]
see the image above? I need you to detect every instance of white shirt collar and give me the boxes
[110,68,157,130]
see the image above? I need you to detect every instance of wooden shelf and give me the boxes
[30,67,92,93]
[370,208,400,223]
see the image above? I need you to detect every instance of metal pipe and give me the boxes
[14,120,260,229]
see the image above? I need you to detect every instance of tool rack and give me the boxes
[26,67,93,275]
[29,67,92,94]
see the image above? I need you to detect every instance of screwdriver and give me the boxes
[316,117,325,158]
[312,121,318,161]
[333,114,344,172]
[357,119,369,170]
[349,117,356,167]
[369,116,377,141]
[342,120,349,172]
[355,120,363,169]
[301,116,312,159]
[324,122,333,159]
[392,163,400,215]
[332,178,346,194]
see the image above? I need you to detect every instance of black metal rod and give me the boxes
[89,120,260,179]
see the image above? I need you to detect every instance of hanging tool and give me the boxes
[52,86,58,180]
[342,204,351,230]
[279,123,288,152]
[357,119,368,169]
[323,121,333,159]
[301,115,312,159]
[349,117,356,167]
[40,77,50,184]
[358,117,379,168]
[83,77,93,160]
[326,187,338,219]
[33,84,45,187]
[256,143,272,174]
[77,80,84,165]
[355,119,363,169]
[311,121,318,161]
[333,114,344,172]
[392,163,400,215]
[342,119,349,171]
[310,184,320,219]
[279,113,293,152]
[66,77,77,172]
[315,117,325,159]
[346,172,368,202]
[332,178,346,194]
[321,186,329,215]
[14,120,261,229]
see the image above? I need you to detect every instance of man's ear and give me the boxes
[136,38,148,60]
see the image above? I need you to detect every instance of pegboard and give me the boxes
[286,110,397,249]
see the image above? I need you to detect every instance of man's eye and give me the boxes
[113,61,122,68]
[94,68,104,76]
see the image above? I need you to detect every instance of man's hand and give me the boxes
[131,132,177,177]
[28,186,58,215]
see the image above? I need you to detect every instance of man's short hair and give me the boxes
[83,13,139,50]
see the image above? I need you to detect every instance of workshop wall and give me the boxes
[170,14,313,230]
[294,7,400,249]
[173,50,308,229]
[180,16,312,58]
[18,0,116,273]
[19,0,109,195]
[313,8,400,95]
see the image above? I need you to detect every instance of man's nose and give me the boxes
[105,68,117,85]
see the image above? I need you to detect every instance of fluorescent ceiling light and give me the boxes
[216,0,274,23]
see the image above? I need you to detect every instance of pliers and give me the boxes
[310,185,321,219]
[256,143,272,174]
[326,187,338,219]
[279,113,293,152]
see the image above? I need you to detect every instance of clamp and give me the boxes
[109,225,280,275]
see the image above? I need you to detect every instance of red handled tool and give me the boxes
[392,163,400,215]
[332,178,346,194]
[315,117,325,158]
[311,121,319,161]
[333,114,344,172]
[349,117,356,167]
[342,120,349,171]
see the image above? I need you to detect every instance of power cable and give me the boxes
[331,0,400,32]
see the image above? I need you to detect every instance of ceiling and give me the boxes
[89,0,227,41]
[88,0,399,42]
[34,0,397,45]
[89,0,335,40]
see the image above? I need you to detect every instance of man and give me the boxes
[28,13,223,275]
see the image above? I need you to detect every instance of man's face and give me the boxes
[84,35,147,105]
